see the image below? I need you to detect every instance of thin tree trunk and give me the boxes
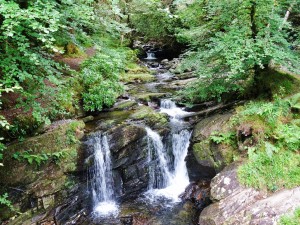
[279,1,296,30]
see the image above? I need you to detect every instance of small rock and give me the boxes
[82,115,94,123]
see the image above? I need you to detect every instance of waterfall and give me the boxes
[145,52,157,60]
[88,132,118,216]
[146,99,192,202]
[146,127,172,189]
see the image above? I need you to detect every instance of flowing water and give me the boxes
[146,127,172,189]
[88,132,118,217]
[145,52,157,60]
[85,55,196,223]
[146,99,192,203]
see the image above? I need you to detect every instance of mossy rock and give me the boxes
[132,93,167,103]
[64,43,82,56]
[125,63,149,74]
[121,73,155,83]
[0,120,85,186]
[191,112,237,172]
[130,106,168,128]
[113,100,138,111]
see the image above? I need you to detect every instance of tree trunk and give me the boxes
[279,1,296,30]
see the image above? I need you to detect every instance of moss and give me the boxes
[64,43,84,57]
[133,93,166,103]
[255,69,300,98]
[193,141,214,166]
[121,73,155,83]
[130,106,168,128]
[125,63,149,74]
[113,100,138,111]
[0,120,85,186]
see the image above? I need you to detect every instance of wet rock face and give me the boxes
[180,180,211,211]
[83,124,151,201]
[199,164,300,225]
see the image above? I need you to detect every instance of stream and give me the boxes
[54,52,210,225]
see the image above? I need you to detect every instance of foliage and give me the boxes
[80,47,126,111]
[0,193,13,211]
[210,131,235,145]
[235,96,300,191]
[128,0,177,40]
[12,150,69,166]
[280,208,300,225]
[239,149,300,191]
[0,0,74,127]
[175,0,300,102]
[0,0,132,138]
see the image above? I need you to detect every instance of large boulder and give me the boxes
[0,120,85,220]
[186,112,236,181]
[199,164,300,225]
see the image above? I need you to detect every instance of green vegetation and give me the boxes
[128,0,178,41]
[210,131,236,145]
[0,193,13,211]
[174,0,300,102]
[0,0,300,221]
[12,150,69,166]
[280,208,300,225]
[230,96,300,191]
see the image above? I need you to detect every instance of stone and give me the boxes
[112,100,138,111]
[199,164,300,225]
[0,120,85,219]
[107,124,147,154]
[121,73,155,84]
[132,93,167,104]
[130,106,168,129]
[82,115,94,123]
[186,112,236,181]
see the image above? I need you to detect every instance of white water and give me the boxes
[145,52,157,60]
[146,99,192,202]
[88,133,118,217]
[160,99,191,119]
[146,127,172,189]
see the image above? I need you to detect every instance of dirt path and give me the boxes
[54,47,96,71]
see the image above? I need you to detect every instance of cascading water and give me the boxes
[146,99,192,202]
[88,132,118,217]
[145,51,157,60]
[146,127,172,189]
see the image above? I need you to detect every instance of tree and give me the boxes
[175,0,300,102]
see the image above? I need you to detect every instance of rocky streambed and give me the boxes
[2,52,296,225]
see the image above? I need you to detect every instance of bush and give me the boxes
[80,46,135,111]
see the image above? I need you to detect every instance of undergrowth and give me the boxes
[234,95,300,191]
[280,208,300,225]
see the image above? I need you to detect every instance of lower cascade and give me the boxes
[87,132,118,217]
[146,99,192,202]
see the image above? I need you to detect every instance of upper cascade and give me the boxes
[145,52,157,60]
[160,99,191,119]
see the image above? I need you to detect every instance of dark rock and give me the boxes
[180,180,211,211]
[107,124,147,154]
